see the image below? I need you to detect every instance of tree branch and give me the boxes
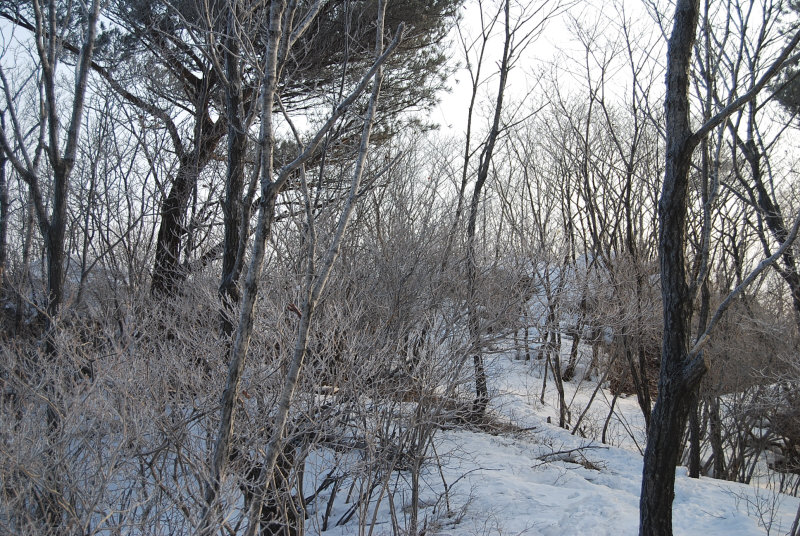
[688,207,800,364]
[689,29,800,147]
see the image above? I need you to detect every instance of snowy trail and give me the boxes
[428,356,800,535]
[317,354,800,535]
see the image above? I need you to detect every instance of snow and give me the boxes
[311,352,800,535]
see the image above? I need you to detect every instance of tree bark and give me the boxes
[640,1,701,533]
[688,397,701,478]
[150,116,224,297]
[219,3,248,334]
[0,113,6,287]
[708,397,725,478]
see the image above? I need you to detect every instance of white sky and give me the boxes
[434,0,667,136]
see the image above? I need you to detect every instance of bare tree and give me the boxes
[0,0,101,325]
[201,2,405,532]
[465,0,513,417]
[640,0,800,533]
[0,111,7,288]
[455,0,567,418]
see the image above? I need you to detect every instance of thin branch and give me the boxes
[273,25,405,192]
[688,208,800,361]
[690,29,800,146]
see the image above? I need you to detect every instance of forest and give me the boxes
[1,0,800,534]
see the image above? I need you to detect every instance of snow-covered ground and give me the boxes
[314,353,800,535]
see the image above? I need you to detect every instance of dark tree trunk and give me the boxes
[151,163,197,297]
[45,166,68,321]
[219,8,248,335]
[630,0,799,523]
[623,334,651,428]
[635,273,653,425]
[150,119,224,298]
[708,397,725,478]
[551,340,568,428]
[471,353,488,416]
[0,112,7,287]
[562,327,581,381]
[640,0,703,534]
[688,396,701,478]
[641,380,698,535]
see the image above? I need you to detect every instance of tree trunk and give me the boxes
[151,170,190,296]
[688,396,701,478]
[465,0,512,418]
[708,397,725,478]
[151,113,224,297]
[550,337,568,428]
[0,112,7,287]
[640,0,702,533]
[45,165,68,321]
[641,379,697,534]
[633,0,800,528]
[219,5,248,335]
[623,335,651,427]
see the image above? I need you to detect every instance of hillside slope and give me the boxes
[317,355,800,535]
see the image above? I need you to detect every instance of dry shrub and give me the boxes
[703,299,797,396]
[0,279,234,534]
[605,336,661,397]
